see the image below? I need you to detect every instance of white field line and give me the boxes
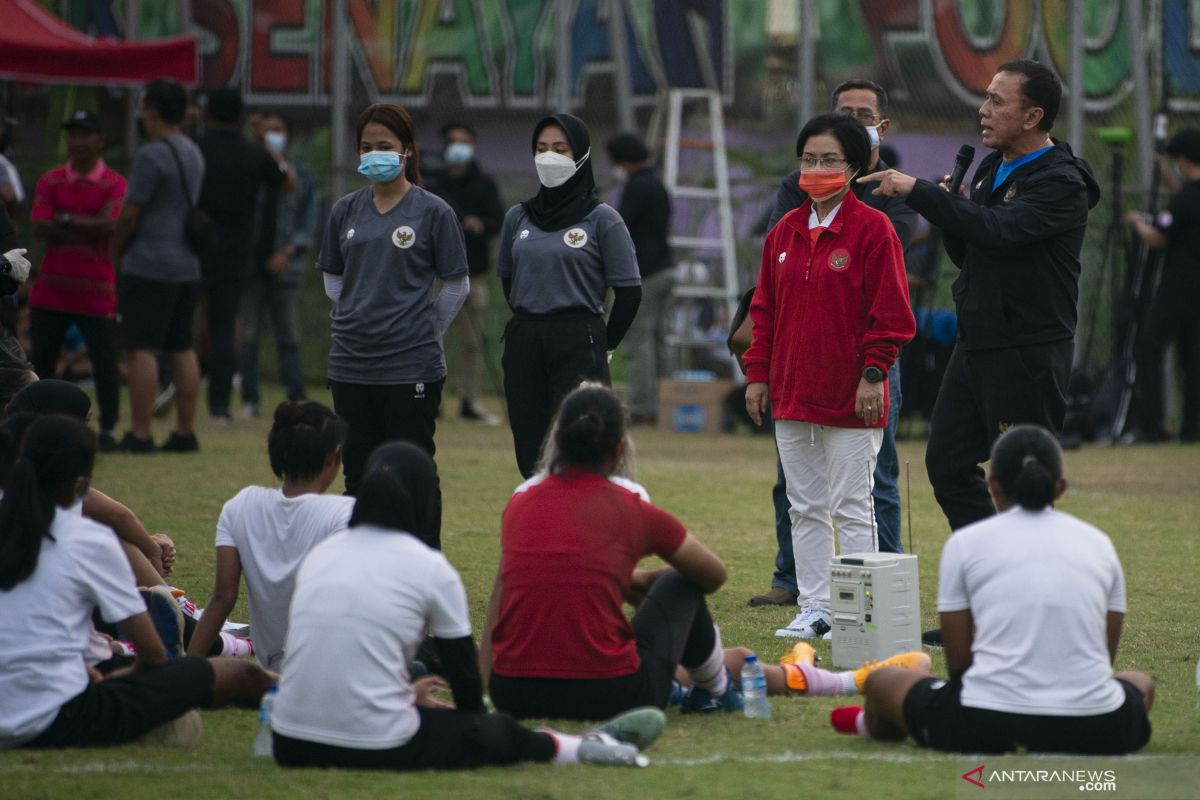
[0,751,1185,775]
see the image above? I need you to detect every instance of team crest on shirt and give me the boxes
[1157,210,1173,228]
[1003,184,1018,202]
[998,420,1014,434]
[392,226,416,248]
[346,228,356,239]
[519,229,530,239]
[828,249,850,271]
[564,228,588,248]
[777,251,787,263]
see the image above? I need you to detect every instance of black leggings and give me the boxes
[273,707,555,770]
[490,570,717,721]
[502,313,610,478]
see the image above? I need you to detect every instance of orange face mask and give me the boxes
[798,168,848,201]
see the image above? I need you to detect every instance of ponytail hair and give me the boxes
[549,384,626,474]
[989,425,1062,511]
[267,401,348,481]
[0,415,95,590]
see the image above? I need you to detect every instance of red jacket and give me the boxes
[743,190,915,428]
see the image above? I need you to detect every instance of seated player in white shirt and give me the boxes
[272,441,661,769]
[0,381,249,660]
[0,415,273,748]
[832,425,1154,754]
[186,401,354,669]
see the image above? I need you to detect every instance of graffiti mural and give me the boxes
[185,0,1200,112]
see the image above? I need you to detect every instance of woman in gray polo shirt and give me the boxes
[498,114,641,477]
[317,104,469,538]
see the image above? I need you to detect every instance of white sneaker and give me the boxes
[774,606,832,639]
[577,732,649,767]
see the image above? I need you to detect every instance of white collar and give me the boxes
[808,199,844,229]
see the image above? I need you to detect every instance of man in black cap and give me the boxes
[1127,128,1200,442]
[29,111,127,449]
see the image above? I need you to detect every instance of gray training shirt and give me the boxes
[496,203,640,315]
[121,135,205,283]
[317,185,468,384]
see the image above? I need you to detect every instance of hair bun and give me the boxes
[273,400,306,428]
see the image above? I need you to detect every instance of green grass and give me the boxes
[3,384,1200,799]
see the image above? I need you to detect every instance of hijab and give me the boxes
[6,379,90,421]
[349,442,441,550]
[521,113,600,231]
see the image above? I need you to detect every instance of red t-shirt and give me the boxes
[29,160,126,318]
[491,469,687,679]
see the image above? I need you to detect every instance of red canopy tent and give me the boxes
[0,0,198,86]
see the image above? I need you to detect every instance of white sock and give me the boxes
[855,709,870,737]
[219,632,254,657]
[687,625,728,696]
[838,671,858,695]
[540,730,582,764]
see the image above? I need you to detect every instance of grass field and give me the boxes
[2,385,1199,799]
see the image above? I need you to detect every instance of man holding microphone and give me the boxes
[858,59,1100,533]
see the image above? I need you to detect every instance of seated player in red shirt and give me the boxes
[481,384,930,721]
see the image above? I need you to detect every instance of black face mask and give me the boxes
[136,118,148,141]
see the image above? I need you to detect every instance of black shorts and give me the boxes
[902,676,1151,755]
[488,649,676,723]
[118,276,200,352]
[23,656,214,748]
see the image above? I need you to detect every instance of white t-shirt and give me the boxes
[272,526,472,749]
[214,487,354,671]
[0,509,145,746]
[937,506,1127,716]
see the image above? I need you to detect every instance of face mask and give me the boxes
[798,168,850,202]
[264,131,287,155]
[444,141,474,166]
[865,124,880,149]
[358,151,403,183]
[535,149,588,188]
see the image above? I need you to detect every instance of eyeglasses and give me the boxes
[799,156,847,170]
[837,108,880,124]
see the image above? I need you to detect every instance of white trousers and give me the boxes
[775,420,883,611]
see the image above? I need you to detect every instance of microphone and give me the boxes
[948,144,976,195]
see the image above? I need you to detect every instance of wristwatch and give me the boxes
[862,366,886,384]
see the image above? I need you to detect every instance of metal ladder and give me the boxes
[649,88,740,373]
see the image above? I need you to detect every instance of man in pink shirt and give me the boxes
[30,111,126,450]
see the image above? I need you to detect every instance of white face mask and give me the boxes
[264,130,287,155]
[865,124,881,150]
[535,150,588,188]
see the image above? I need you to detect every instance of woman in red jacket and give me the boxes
[744,114,915,639]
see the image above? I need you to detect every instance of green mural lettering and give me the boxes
[401,0,495,96]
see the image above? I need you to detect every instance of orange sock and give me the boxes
[782,663,808,693]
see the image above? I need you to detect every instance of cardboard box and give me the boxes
[657,378,733,433]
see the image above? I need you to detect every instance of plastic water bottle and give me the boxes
[742,654,771,719]
[252,685,277,757]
